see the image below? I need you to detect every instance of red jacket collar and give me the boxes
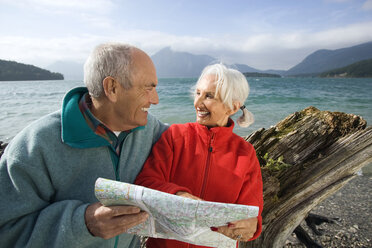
[194,118,235,144]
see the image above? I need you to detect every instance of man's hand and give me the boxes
[176,191,202,200]
[85,202,149,239]
[211,217,258,242]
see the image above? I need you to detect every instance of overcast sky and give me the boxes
[1,0,372,70]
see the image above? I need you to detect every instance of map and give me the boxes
[94,178,259,248]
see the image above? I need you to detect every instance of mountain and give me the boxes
[319,58,372,78]
[0,59,63,81]
[151,47,265,78]
[47,61,84,80]
[151,47,216,78]
[233,63,260,73]
[286,41,372,76]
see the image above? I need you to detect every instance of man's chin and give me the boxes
[138,118,148,127]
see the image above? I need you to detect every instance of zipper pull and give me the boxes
[209,133,214,152]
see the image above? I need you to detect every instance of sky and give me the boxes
[1,0,372,70]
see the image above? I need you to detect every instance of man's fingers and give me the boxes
[114,211,149,229]
[106,211,149,237]
[85,202,149,239]
[109,205,142,217]
[93,205,142,219]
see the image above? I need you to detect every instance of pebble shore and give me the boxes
[285,174,372,248]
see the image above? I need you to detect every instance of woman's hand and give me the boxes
[176,191,202,200]
[211,217,258,242]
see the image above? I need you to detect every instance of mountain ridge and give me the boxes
[4,41,371,80]
[285,41,372,76]
[319,58,372,78]
[151,47,269,78]
[0,59,64,81]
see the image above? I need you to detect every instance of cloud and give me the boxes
[0,35,101,67]
[363,0,372,10]
[1,21,372,70]
[0,0,115,29]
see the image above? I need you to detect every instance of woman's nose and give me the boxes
[194,95,202,107]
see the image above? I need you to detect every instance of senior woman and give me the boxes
[135,64,263,248]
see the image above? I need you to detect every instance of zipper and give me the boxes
[109,131,132,181]
[200,132,214,198]
[108,146,120,181]
[109,132,132,248]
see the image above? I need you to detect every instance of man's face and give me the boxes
[113,50,159,131]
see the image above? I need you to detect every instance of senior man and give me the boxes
[0,43,168,247]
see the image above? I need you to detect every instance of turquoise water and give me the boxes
[150,77,372,137]
[0,77,371,142]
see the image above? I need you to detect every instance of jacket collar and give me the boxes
[61,87,111,148]
[194,118,235,145]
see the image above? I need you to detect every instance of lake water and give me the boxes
[1,77,371,143]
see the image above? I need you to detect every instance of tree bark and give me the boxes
[240,106,371,248]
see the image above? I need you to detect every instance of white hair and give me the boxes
[195,64,254,127]
[84,42,135,98]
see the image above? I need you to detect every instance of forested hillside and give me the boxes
[0,59,64,81]
[319,59,372,78]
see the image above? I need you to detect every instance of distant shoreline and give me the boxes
[0,59,64,81]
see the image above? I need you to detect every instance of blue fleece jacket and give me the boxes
[0,87,168,248]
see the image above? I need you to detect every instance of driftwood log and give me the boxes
[240,106,372,248]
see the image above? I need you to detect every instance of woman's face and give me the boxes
[194,74,231,127]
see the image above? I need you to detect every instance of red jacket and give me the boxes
[135,120,263,248]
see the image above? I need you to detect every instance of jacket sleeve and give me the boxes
[0,142,102,248]
[135,127,192,195]
[236,144,264,241]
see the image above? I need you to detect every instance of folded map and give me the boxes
[94,178,259,248]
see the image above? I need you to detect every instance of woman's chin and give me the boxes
[196,118,206,125]
[196,118,211,127]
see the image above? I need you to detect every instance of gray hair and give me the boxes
[195,64,254,127]
[84,42,135,98]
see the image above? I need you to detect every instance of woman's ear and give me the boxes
[226,102,240,115]
[102,76,118,102]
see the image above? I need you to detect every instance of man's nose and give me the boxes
[150,88,159,105]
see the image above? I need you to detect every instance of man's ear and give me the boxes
[102,76,118,102]
[226,102,240,115]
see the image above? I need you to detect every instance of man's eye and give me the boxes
[206,94,214,99]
